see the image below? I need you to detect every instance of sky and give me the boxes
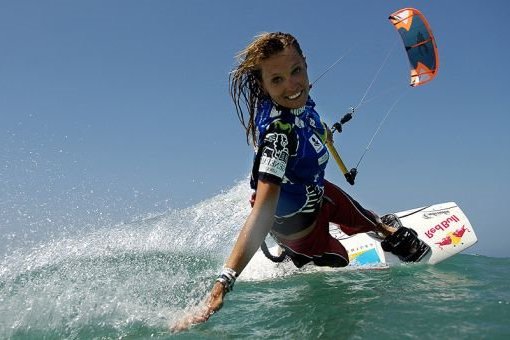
[1,0,509,257]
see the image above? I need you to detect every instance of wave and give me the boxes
[1,179,505,338]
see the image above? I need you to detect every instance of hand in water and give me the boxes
[170,282,226,332]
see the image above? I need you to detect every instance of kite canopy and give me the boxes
[389,8,439,87]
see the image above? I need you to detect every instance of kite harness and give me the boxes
[260,239,288,263]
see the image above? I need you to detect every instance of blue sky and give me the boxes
[1,1,509,257]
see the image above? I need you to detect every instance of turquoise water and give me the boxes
[1,183,509,339]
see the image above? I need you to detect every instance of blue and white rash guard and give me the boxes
[250,97,330,234]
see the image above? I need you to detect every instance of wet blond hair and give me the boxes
[229,32,305,145]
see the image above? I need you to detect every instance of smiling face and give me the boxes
[259,46,309,109]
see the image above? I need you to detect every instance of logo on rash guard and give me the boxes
[259,132,289,179]
[309,134,324,153]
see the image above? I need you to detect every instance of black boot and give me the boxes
[381,227,431,262]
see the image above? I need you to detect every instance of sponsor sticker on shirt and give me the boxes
[260,156,286,178]
[318,152,329,165]
[309,134,324,153]
[259,132,289,180]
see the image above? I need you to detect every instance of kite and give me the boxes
[389,8,439,86]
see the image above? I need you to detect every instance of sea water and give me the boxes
[1,182,509,339]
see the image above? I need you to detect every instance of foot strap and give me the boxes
[381,227,430,262]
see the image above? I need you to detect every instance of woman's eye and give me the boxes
[292,66,302,75]
[271,77,283,85]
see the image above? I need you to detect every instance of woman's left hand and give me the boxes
[324,123,334,143]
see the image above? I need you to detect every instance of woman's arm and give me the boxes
[224,180,280,273]
[172,180,280,330]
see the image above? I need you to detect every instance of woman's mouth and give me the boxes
[286,91,302,100]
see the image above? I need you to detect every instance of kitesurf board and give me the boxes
[332,201,478,267]
[244,202,477,277]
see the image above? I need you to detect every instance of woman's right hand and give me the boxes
[172,180,280,332]
[171,282,226,332]
[201,281,227,319]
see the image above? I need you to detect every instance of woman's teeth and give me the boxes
[287,91,302,100]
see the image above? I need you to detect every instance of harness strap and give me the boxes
[260,240,288,263]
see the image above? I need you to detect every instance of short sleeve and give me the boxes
[255,121,296,185]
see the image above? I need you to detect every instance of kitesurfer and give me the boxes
[175,32,427,330]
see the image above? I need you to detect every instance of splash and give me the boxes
[0,180,255,337]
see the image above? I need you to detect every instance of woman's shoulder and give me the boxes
[255,100,283,132]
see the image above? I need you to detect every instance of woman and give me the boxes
[179,32,422,329]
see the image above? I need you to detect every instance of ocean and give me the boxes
[1,182,508,339]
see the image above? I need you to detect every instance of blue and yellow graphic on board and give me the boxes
[349,248,381,265]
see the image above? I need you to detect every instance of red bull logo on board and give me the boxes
[424,214,472,250]
[425,215,460,239]
[435,225,470,249]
